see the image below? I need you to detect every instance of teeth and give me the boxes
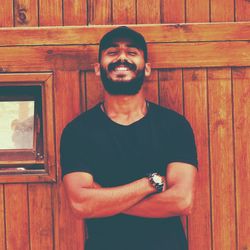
[115,67,129,71]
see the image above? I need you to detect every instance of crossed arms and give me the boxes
[63,162,197,219]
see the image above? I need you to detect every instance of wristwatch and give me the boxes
[147,172,166,193]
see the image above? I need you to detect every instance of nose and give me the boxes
[117,50,127,62]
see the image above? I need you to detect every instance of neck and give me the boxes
[102,89,148,125]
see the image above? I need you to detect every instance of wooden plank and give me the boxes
[86,71,103,109]
[112,0,136,24]
[210,0,234,22]
[5,184,30,250]
[87,0,111,25]
[159,69,183,114]
[186,0,210,22]
[1,22,250,46]
[143,70,159,104]
[161,0,185,23]
[0,185,5,250]
[0,41,250,72]
[39,0,62,26]
[208,68,236,250]
[183,69,212,250]
[232,67,250,250]
[53,70,84,250]
[136,0,161,23]
[63,0,87,25]
[29,184,53,250]
[80,71,87,112]
[0,1,13,27]
[235,0,250,21]
[14,0,38,27]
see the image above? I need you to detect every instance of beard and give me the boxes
[100,60,145,95]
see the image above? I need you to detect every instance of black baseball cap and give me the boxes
[98,26,148,62]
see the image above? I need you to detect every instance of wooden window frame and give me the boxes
[0,73,56,183]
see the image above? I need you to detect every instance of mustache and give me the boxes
[108,60,137,72]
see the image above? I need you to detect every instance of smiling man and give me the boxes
[60,26,198,250]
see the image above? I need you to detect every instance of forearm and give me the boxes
[123,186,193,218]
[69,177,155,219]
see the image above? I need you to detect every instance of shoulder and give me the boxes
[149,102,189,127]
[61,103,102,137]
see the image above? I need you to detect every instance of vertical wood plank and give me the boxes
[0,1,13,27]
[210,0,234,22]
[29,184,53,250]
[144,70,159,104]
[14,0,38,26]
[63,0,87,25]
[112,0,136,24]
[87,0,111,25]
[161,0,185,23]
[136,0,161,23]
[208,68,236,250]
[232,67,250,250]
[5,184,30,250]
[54,70,84,250]
[80,71,87,112]
[39,0,62,26]
[86,71,103,110]
[186,0,210,22]
[159,69,183,114]
[0,185,5,250]
[184,69,212,250]
[235,0,250,21]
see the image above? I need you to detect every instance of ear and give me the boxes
[145,63,151,77]
[94,63,100,76]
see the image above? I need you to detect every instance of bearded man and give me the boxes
[60,26,198,250]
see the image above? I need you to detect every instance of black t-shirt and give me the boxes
[60,102,198,250]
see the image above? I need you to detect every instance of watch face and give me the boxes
[153,175,162,184]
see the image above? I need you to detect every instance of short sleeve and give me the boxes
[168,116,198,168]
[60,123,93,179]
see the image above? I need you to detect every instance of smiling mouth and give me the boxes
[114,66,130,72]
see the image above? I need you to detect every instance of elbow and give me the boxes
[70,200,93,219]
[177,193,194,216]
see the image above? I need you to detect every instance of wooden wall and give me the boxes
[0,1,249,250]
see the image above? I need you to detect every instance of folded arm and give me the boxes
[123,162,197,218]
[63,172,156,219]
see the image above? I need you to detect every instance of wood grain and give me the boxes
[54,70,84,250]
[14,0,38,26]
[1,23,250,46]
[183,69,212,250]
[80,71,87,112]
[210,0,235,22]
[0,1,13,27]
[39,0,62,26]
[235,0,250,21]
[159,69,183,114]
[86,71,104,109]
[29,184,53,250]
[63,0,87,25]
[5,184,30,250]
[0,41,250,72]
[208,68,236,250]
[87,0,111,25]
[232,67,250,250]
[143,70,159,104]
[161,0,185,23]
[136,0,161,24]
[0,185,5,250]
[112,0,136,24]
[186,0,210,22]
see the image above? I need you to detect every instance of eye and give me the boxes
[127,50,138,56]
[106,50,118,56]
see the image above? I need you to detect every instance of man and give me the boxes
[60,26,198,250]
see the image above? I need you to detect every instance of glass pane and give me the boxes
[0,101,35,149]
